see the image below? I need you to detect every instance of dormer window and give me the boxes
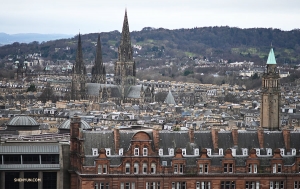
[119,148,123,156]
[143,148,148,156]
[134,148,139,156]
[169,148,174,156]
[105,148,111,156]
[194,148,199,156]
[242,148,248,156]
[182,148,186,156]
[255,148,260,156]
[207,148,211,156]
[219,148,223,156]
[92,148,98,156]
[159,149,163,156]
[280,149,285,156]
[267,148,272,156]
[231,148,236,156]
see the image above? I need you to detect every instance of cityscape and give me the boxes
[1,6,300,189]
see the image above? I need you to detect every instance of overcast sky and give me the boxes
[1,0,299,35]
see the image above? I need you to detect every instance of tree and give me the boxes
[38,83,58,103]
[27,84,37,92]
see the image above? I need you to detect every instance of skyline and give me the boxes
[1,0,300,35]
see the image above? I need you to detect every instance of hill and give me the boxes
[0,27,300,65]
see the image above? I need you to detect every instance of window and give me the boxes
[143,148,148,156]
[98,165,102,174]
[272,164,282,173]
[95,182,109,189]
[220,181,235,189]
[179,164,184,174]
[294,181,300,189]
[207,148,211,156]
[270,181,284,189]
[219,148,223,155]
[134,163,139,174]
[103,164,107,174]
[243,148,248,156]
[174,164,178,173]
[199,164,208,174]
[267,148,272,156]
[119,148,123,156]
[255,149,260,156]
[292,149,296,156]
[248,164,257,173]
[194,148,199,155]
[159,149,163,156]
[182,148,186,156]
[92,148,98,156]
[151,163,156,174]
[125,163,130,174]
[105,148,111,156]
[22,154,39,164]
[171,182,186,189]
[245,181,259,189]
[142,163,147,174]
[134,148,139,156]
[146,182,160,189]
[224,163,233,173]
[162,161,167,166]
[120,182,135,189]
[169,148,174,156]
[41,154,59,164]
[280,149,284,156]
[196,181,211,189]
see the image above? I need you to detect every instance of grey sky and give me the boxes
[1,0,299,35]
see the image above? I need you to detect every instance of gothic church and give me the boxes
[71,10,155,105]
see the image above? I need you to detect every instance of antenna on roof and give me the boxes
[271,41,273,47]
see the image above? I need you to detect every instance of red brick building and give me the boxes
[70,116,300,189]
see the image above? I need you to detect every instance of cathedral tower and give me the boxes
[114,10,136,89]
[91,34,106,84]
[71,34,87,100]
[260,48,280,130]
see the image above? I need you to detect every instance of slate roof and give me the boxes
[86,83,121,98]
[194,131,214,149]
[127,85,142,98]
[237,131,259,149]
[218,132,233,149]
[290,131,300,149]
[83,131,115,156]
[159,131,190,153]
[263,131,285,149]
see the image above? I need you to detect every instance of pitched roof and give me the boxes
[267,48,277,65]
[164,90,176,105]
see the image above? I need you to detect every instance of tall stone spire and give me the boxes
[91,34,106,83]
[73,33,86,75]
[118,9,133,62]
[71,33,87,100]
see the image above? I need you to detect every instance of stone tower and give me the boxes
[71,34,87,100]
[91,34,106,84]
[260,48,280,130]
[114,10,136,94]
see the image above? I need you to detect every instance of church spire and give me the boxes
[94,34,103,74]
[74,33,86,74]
[91,34,106,83]
[118,9,133,62]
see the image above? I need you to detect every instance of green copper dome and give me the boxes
[267,48,277,65]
